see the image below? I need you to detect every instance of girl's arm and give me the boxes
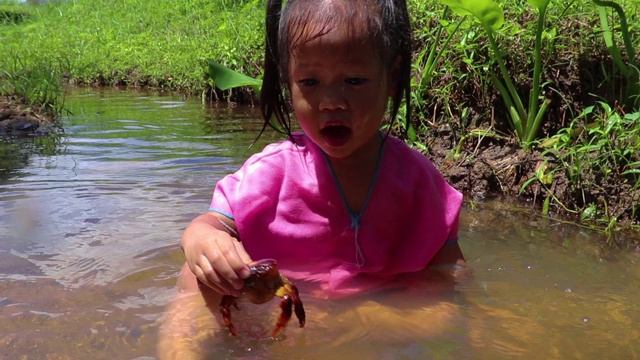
[427,241,472,280]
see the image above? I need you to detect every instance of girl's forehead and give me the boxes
[282,0,388,70]
[289,37,381,72]
[289,20,375,54]
[297,27,372,50]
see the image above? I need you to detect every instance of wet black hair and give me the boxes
[259,0,412,138]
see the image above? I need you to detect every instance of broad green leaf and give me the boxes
[207,59,262,91]
[624,112,640,120]
[440,0,504,31]
[527,0,551,12]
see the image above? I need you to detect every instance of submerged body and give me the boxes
[157,262,467,360]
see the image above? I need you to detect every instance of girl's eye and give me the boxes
[346,77,368,86]
[299,78,318,87]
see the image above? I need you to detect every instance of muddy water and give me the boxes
[1,89,639,359]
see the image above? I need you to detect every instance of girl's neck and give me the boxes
[326,134,384,214]
[326,132,383,169]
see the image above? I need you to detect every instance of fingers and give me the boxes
[197,232,251,296]
[189,262,229,295]
[204,254,243,295]
[233,240,253,267]
[181,213,253,296]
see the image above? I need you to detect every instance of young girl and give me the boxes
[162,0,466,348]
[181,0,465,299]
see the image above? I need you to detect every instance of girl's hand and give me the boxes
[180,212,251,296]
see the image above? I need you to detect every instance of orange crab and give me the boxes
[219,259,306,336]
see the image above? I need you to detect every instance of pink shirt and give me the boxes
[211,133,462,297]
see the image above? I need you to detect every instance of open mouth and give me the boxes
[321,125,352,147]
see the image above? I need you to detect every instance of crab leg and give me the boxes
[292,290,306,328]
[272,295,293,337]
[219,295,240,336]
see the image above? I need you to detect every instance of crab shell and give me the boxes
[243,259,286,304]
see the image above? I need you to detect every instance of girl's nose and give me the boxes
[318,84,347,111]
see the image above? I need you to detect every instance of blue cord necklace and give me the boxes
[319,133,386,268]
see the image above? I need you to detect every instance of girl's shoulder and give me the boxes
[235,133,316,183]
[244,133,310,165]
[382,135,441,175]
[380,134,461,202]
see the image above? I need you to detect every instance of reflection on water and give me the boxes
[1,89,639,359]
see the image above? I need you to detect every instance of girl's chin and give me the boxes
[319,145,350,159]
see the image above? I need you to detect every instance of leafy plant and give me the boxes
[591,0,639,110]
[536,102,640,225]
[441,0,552,150]
[394,6,465,142]
[413,7,465,111]
[519,159,575,216]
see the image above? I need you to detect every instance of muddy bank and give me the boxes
[0,96,59,136]
[425,131,639,247]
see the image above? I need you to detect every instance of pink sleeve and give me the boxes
[208,144,277,219]
[209,172,240,219]
[208,141,287,222]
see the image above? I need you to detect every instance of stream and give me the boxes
[1,88,638,359]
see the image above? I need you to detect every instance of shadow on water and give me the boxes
[0,134,65,183]
[0,88,639,359]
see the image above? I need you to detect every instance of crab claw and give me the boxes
[293,293,306,328]
[272,283,306,337]
[272,295,293,337]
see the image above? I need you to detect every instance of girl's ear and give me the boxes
[387,55,402,97]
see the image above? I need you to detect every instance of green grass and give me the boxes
[0,2,30,24]
[0,53,68,115]
[0,0,264,94]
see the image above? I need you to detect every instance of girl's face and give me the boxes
[288,25,395,163]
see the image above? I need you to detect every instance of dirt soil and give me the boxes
[423,130,639,246]
[0,96,58,136]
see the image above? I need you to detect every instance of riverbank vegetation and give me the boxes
[0,0,638,246]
